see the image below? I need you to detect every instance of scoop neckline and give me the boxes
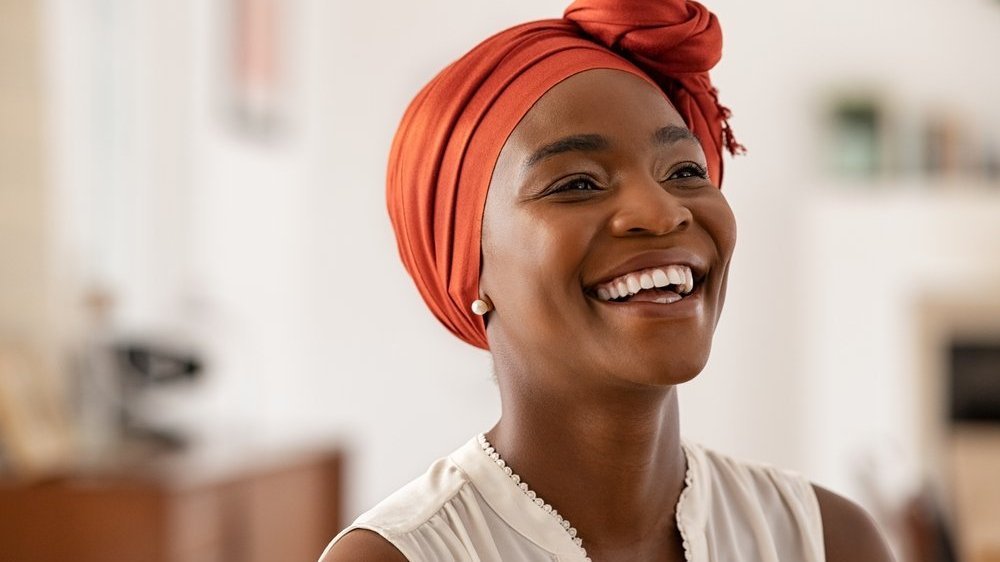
[449,435,697,561]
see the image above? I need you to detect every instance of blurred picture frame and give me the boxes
[223,0,287,139]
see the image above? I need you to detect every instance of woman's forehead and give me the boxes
[489,68,691,190]
[509,69,685,151]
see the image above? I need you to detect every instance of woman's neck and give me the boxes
[487,375,688,560]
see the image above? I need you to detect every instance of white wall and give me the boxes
[41,0,1000,529]
[1,1,50,350]
[799,187,1000,500]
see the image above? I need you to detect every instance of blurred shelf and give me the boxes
[802,179,1000,249]
[810,178,1000,200]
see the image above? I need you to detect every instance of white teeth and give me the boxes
[651,268,669,287]
[626,275,641,294]
[593,264,699,302]
[666,266,684,285]
[616,280,629,298]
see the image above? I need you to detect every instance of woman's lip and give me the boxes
[586,283,705,319]
[586,248,709,288]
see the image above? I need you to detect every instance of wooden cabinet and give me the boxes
[0,446,342,562]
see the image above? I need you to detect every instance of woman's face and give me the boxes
[480,69,736,389]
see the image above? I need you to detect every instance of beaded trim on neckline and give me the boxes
[476,433,694,562]
[476,433,591,560]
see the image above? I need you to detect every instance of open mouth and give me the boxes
[587,265,704,305]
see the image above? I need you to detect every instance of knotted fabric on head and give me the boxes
[387,0,742,350]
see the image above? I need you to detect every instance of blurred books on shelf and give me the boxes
[822,90,1000,187]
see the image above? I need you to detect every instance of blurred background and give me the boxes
[1,0,999,560]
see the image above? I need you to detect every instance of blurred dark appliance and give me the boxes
[115,342,202,449]
[949,341,1000,423]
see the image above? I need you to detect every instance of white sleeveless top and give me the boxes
[320,436,825,561]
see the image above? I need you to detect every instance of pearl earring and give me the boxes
[471,298,493,316]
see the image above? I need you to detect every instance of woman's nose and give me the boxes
[608,175,692,237]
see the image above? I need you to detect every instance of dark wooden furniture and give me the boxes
[0,444,343,562]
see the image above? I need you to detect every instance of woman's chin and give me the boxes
[604,351,711,389]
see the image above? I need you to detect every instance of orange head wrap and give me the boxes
[387,0,742,350]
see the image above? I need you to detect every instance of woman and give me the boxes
[322,1,895,560]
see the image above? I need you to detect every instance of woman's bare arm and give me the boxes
[813,484,896,562]
[319,529,409,562]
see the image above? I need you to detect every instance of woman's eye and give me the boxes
[667,163,709,181]
[551,177,600,194]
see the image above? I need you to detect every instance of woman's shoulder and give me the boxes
[317,439,483,562]
[353,452,472,534]
[319,529,408,562]
[684,441,894,561]
[321,457,468,562]
[683,440,820,503]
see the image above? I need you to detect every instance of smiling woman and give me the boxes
[319,1,894,562]
[480,70,734,390]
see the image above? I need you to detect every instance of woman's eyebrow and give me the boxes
[653,125,700,146]
[525,134,610,168]
[525,126,699,169]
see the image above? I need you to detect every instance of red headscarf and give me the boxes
[387,0,742,350]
